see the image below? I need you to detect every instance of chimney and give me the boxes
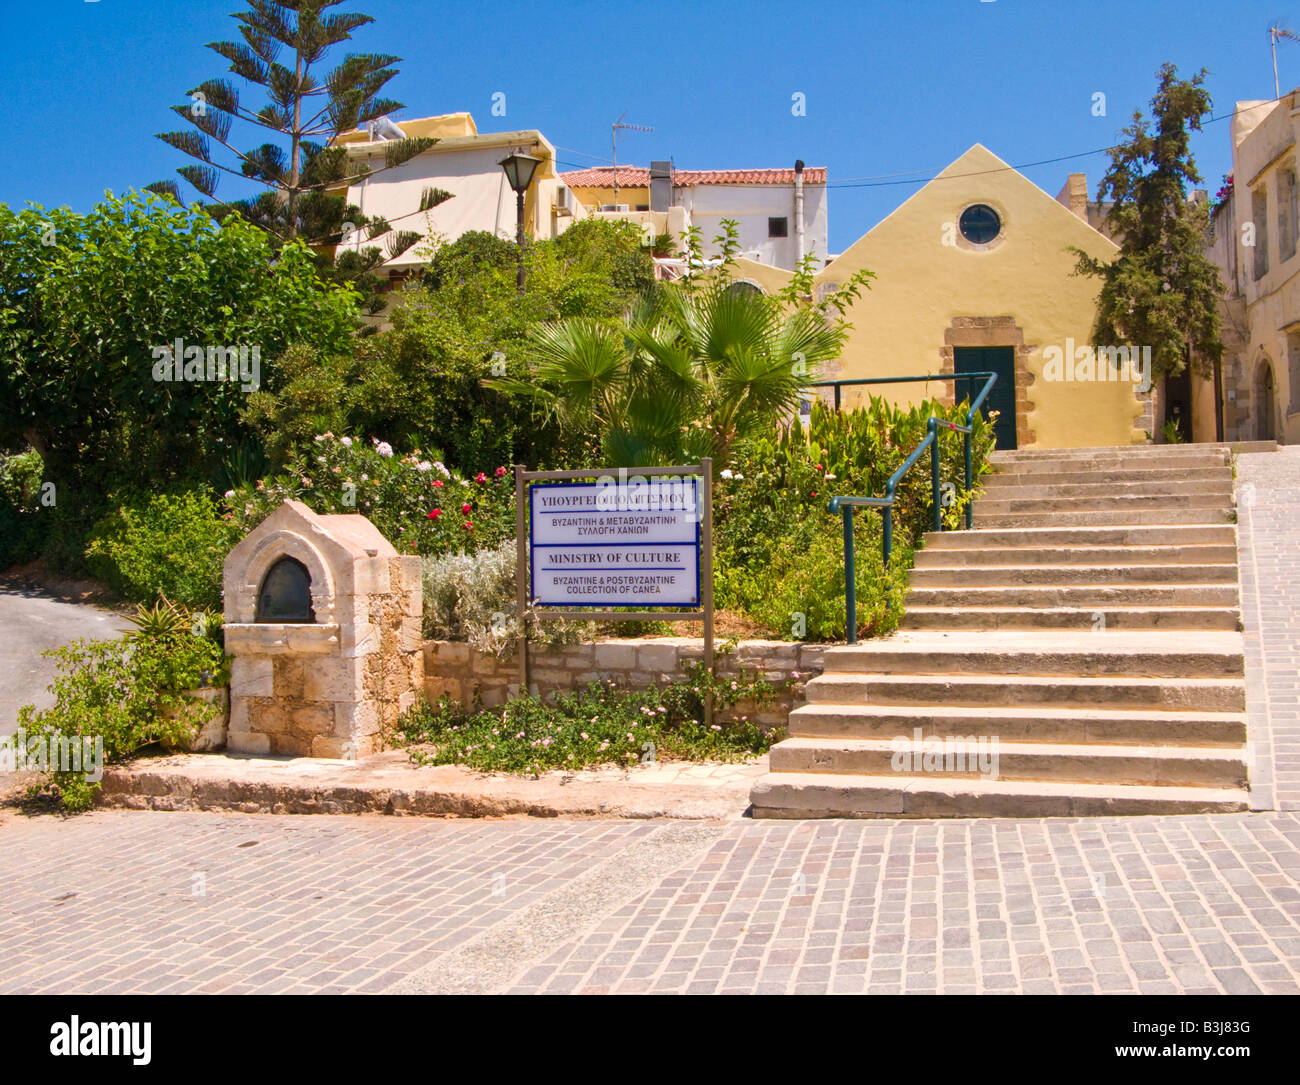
[650,161,673,212]
[1054,173,1090,221]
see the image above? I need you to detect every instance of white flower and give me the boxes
[376,441,393,458]
[434,461,451,478]
[340,436,353,448]
[313,434,324,442]
[825,473,837,481]
[416,461,432,472]
[720,469,734,480]
[734,473,744,480]
[224,490,235,499]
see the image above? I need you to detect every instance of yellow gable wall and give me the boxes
[814,145,1144,449]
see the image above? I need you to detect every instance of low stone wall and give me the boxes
[422,638,828,728]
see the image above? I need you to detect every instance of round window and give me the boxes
[959,204,1001,245]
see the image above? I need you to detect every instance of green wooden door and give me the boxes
[954,346,1017,450]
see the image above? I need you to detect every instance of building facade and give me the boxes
[560,164,829,271]
[762,145,1146,450]
[1194,95,1300,445]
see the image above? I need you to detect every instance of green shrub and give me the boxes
[0,449,45,567]
[399,661,781,775]
[14,624,227,811]
[85,490,238,609]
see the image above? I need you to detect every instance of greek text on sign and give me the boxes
[530,478,701,607]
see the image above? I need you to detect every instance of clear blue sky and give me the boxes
[3,0,1296,251]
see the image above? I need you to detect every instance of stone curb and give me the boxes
[96,750,762,821]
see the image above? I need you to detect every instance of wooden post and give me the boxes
[701,457,714,729]
[514,464,528,696]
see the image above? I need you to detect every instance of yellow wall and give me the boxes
[569,185,651,209]
[811,145,1143,448]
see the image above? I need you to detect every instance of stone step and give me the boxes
[990,444,1230,461]
[906,583,1238,608]
[902,605,1241,632]
[920,524,1236,548]
[979,480,1233,499]
[908,562,1239,585]
[818,635,1244,678]
[768,736,1249,789]
[974,507,1233,527]
[974,493,1232,514]
[989,456,1231,474]
[804,673,1246,711]
[748,772,1250,819]
[983,467,1232,488]
[913,543,1239,567]
[784,702,1248,747]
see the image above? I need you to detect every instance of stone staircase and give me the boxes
[750,444,1253,819]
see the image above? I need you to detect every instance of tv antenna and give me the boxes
[1270,23,1300,97]
[611,112,653,204]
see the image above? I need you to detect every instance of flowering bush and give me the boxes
[227,433,514,557]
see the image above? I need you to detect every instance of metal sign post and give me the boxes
[514,460,714,723]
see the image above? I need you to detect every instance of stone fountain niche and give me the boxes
[222,500,423,759]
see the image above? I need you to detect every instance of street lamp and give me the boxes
[499,151,542,292]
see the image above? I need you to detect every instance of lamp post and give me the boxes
[499,152,543,293]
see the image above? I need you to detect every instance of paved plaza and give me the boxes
[0,449,1297,995]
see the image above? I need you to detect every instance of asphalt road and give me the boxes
[0,586,131,734]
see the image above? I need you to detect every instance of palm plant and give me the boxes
[495,274,853,470]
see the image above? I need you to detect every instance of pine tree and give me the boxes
[1074,63,1227,438]
[147,1,446,316]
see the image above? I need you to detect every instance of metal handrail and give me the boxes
[822,372,998,643]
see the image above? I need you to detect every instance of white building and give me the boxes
[330,112,582,282]
[560,163,829,271]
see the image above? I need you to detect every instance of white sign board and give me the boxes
[530,478,701,607]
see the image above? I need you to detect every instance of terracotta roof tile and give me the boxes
[560,165,826,187]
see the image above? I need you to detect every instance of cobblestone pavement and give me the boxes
[1,449,1297,995]
[0,808,1297,994]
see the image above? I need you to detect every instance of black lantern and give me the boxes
[499,152,543,292]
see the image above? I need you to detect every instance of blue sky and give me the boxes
[2,0,1296,251]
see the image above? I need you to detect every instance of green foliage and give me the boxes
[85,490,239,609]
[0,192,360,554]
[0,449,44,566]
[15,627,227,811]
[1162,418,1186,444]
[399,661,782,774]
[714,396,995,640]
[494,220,874,469]
[231,432,514,556]
[1072,63,1225,383]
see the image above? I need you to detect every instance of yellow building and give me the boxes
[804,145,1146,449]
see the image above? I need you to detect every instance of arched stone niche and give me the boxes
[221,500,423,759]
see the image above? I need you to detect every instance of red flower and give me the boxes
[814,464,824,472]
[463,520,474,530]
[810,491,817,499]
[427,509,441,519]
[461,503,472,514]
[475,472,487,483]
[495,466,507,478]
[432,479,444,488]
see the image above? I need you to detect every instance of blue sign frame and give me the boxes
[528,478,702,608]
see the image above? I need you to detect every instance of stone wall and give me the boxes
[422,638,827,728]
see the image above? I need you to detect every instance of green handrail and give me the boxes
[821,371,998,644]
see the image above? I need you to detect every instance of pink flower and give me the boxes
[495,466,507,478]
[475,472,487,483]
[433,479,444,488]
